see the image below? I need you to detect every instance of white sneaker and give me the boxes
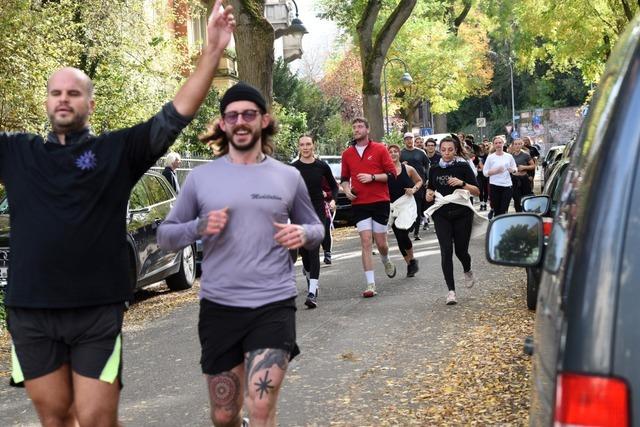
[363,283,377,298]
[446,291,457,305]
[384,260,397,278]
[464,270,476,288]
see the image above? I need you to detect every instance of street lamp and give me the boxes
[383,58,413,134]
[488,51,517,137]
[267,0,308,62]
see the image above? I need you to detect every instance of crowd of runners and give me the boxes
[0,3,544,426]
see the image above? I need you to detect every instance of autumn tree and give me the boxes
[0,0,185,133]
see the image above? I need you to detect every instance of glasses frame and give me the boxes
[222,109,261,125]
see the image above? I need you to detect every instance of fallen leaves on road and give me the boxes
[328,270,535,426]
[123,281,200,331]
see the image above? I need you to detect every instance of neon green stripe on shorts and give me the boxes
[99,333,122,383]
[11,344,25,384]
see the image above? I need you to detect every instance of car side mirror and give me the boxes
[522,195,551,216]
[486,213,544,267]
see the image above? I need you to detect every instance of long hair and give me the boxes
[448,134,468,160]
[198,117,278,157]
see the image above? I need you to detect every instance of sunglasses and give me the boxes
[222,109,260,125]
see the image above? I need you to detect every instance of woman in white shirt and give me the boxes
[482,136,517,216]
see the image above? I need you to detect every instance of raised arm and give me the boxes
[172,1,235,117]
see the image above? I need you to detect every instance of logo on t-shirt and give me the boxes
[251,193,282,201]
[75,150,97,171]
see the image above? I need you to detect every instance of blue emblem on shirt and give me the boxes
[75,150,97,171]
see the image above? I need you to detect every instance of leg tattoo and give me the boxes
[244,349,288,387]
[208,372,241,411]
[254,370,275,399]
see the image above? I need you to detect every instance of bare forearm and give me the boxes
[173,46,224,117]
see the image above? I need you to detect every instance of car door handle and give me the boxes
[523,336,534,356]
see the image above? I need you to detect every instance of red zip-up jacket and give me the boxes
[340,140,397,205]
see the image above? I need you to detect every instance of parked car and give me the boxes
[0,171,196,297]
[320,155,352,224]
[486,16,640,426]
[521,159,570,310]
[541,144,566,183]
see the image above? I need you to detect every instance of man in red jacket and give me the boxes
[340,117,398,297]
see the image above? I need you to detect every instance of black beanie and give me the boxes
[220,82,267,114]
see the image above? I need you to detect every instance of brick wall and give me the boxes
[519,106,584,157]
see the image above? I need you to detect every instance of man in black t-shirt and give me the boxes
[400,132,430,240]
[2,5,235,426]
[425,138,442,167]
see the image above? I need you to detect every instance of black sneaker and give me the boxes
[323,251,332,265]
[407,259,419,277]
[413,234,421,241]
[305,292,318,309]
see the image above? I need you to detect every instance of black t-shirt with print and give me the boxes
[427,161,478,215]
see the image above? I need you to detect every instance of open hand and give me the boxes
[207,0,236,53]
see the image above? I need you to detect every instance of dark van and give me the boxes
[486,16,640,426]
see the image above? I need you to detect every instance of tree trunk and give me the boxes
[363,92,384,140]
[356,0,417,141]
[434,114,448,133]
[229,0,275,107]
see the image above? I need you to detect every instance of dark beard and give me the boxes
[227,125,261,152]
[48,111,88,135]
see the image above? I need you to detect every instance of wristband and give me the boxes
[371,174,376,181]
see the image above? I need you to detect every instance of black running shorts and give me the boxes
[7,304,124,385]
[198,297,300,376]
[351,201,391,225]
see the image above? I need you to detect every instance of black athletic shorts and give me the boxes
[198,297,300,376]
[351,201,391,225]
[7,303,124,386]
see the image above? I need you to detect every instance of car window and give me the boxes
[144,175,173,205]
[551,164,570,203]
[130,180,150,210]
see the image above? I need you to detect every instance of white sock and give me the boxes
[309,279,318,295]
[365,270,375,284]
[380,254,389,264]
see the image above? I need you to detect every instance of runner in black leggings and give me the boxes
[482,136,517,216]
[292,135,338,308]
[387,144,423,277]
[426,137,480,305]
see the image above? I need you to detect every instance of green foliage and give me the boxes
[173,89,220,158]
[318,114,353,155]
[0,0,185,133]
[273,58,351,156]
[272,103,307,161]
[382,130,403,147]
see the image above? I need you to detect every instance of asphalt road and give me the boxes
[0,216,527,426]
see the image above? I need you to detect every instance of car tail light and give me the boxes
[542,218,553,237]
[554,373,629,427]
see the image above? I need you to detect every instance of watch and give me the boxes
[371,174,376,181]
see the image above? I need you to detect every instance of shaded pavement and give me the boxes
[0,218,534,426]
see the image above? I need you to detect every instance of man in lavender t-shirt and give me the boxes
[157,82,323,427]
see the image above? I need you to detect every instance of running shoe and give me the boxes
[384,260,397,278]
[362,283,377,298]
[323,251,332,265]
[305,292,318,309]
[413,234,421,241]
[446,291,457,305]
[464,270,476,288]
[407,259,419,277]
[242,418,250,427]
